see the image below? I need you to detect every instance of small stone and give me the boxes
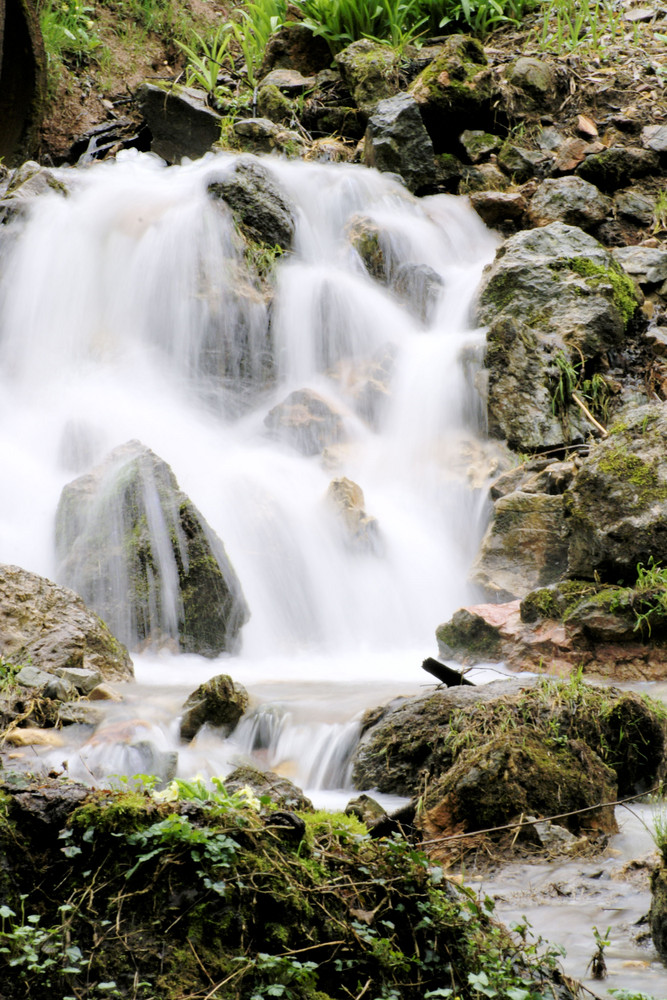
[613,189,654,225]
[497,144,547,182]
[15,665,54,689]
[55,666,102,694]
[88,683,123,701]
[528,176,612,230]
[4,728,64,747]
[577,114,598,138]
[612,246,667,286]
[259,68,316,92]
[505,56,556,99]
[459,129,501,163]
[179,673,249,742]
[641,124,667,153]
[43,677,77,701]
[469,190,527,228]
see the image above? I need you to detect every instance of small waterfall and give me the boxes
[0,150,499,794]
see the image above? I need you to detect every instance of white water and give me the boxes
[0,149,500,792]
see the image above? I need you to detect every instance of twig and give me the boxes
[571,392,608,437]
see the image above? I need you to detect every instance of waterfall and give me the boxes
[0,150,499,800]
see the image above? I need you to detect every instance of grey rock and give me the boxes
[225,763,313,811]
[459,129,501,163]
[231,117,304,156]
[364,92,436,193]
[43,677,77,701]
[469,190,528,229]
[612,246,667,287]
[136,83,221,163]
[392,261,443,323]
[55,666,102,694]
[528,176,612,230]
[0,564,133,682]
[498,143,548,182]
[259,68,316,92]
[16,665,55,689]
[264,389,347,456]
[56,440,249,656]
[613,188,655,225]
[641,124,667,153]
[208,155,296,250]
[577,145,660,191]
[58,702,105,726]
[504,56,559,104]
[335,40,400,113]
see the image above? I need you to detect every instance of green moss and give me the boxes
[436,610,501,659]
[562,256,639,326]
[597,445,667,502]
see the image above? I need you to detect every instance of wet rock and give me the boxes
[528,176,612,231]
[347,214,393,281]
[326,477,380,554]
[56,440,249,656]
[207,155,296,250]
[469,190,528,230]
[392,261,443,323]
[136,83,221,163]
[88,683,123,702]
[4,727,64,747]
[335,40,400,113]
[58,702,105,726]
[436,607,503,662]
[0,564,133,682]
[577,145,660,191]
[225,763,313,811]
[409,35,496,144]
[333,345,395,428]
[230,117,304,156]
[179,673,249,742]
[566,402,667,579]
[345,793,387,827]
[0,161,69,224]
[55,666,102,694]
[497,143,548,182]
[476,222,641,452]
[613,188,655,226]
[470,491,568,599]
[526,816,578,850]
[265,389,347,456]
[364,92,437,193]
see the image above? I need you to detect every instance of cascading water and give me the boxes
[0,149,500,798]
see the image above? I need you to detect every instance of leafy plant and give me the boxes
[38,0,100,68]
[653,189,667,234]
[0,899,84,983]
[176,24,234,99]
[536,0,624,53]
[588,925,611,980]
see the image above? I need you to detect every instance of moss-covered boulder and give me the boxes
[475,222,641,452]
[0,775,580,1000]
[335,39,400,113]
[55,440,249,656]
[409,35,497,150]
[0,563,132,685]
[566,403,667,579]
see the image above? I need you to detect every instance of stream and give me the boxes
[0,150,665,997]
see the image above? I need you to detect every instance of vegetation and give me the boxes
[0,774,574,1000]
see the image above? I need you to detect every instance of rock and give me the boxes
[256,83,293,124]
[0,161,69,224]
[566,403,667,579]
[497,143,548,182]
[43,676,77,701]
[459,129,501,163]
[476,222,641,452]
[4,727,64,747]
[224,763,313,811]
[58,702,105,726]
[612,246,667,288]
[0,564,133,682]
[409,35,496,144]
[526,816,578,850]
[207,155,296,250]
[577,146,660,191]
[650,866,667,962]
[55,440,249,656]
[392,262,444,323]
[553,136,604,173]
[180,673,249,742]
[436,607,503,662]
[88,683,123,702]
[335,40,400,113]
[345,793,387,827]
[642,124,667,154]
[469,190,528,229]
[136,83,221,163]
[613,188,655,226]
[325,477,380,554]
[504,56,561,108]
[259,22,331,78]
[259,68,316,93]
[230,117,304,156]
[15,665,56,690]
[420,731,617,846]
[55,666,102,694]
[264,389,347,456]
[347,214,393,281]
[528,176,612,231]
[470,491,568,599]
[364,92,437,193]
[459,162,510,192]
[333,345,395,428]
[309,104,365,142]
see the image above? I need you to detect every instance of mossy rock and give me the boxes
[421,729,617,839]
[436,608,502,662]
[334,39,400,113]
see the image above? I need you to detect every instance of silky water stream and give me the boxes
[0,151,665,996]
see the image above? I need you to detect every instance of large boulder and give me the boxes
[55,440,249,656]
[0,563,133,682]
[207,155,296,250]
[566,402,667,579]
[527,176,612,231]
[364,92,437,193]
[475,222,641,452]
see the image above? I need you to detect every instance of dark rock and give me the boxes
[256,83,293,124]
[259,22,332,78]
[0,563,133,682]
[504,56,562,108]
[56,440,249,656]
[497,143,548,182]
[650,866,667,962]
[392,261,444,323]
[364,92,436,193]
[0,0,47,165]
[613,188,655,225]
[179,673,249,742]
[459,129,501,163]
[528,176,612,230]
[469,190,528,229]
[208,155,296,250]
[136,83,221,163]
[577,145,660,191]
